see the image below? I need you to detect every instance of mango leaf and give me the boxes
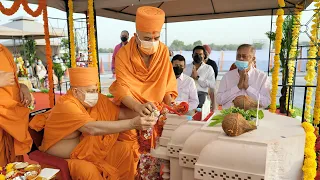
[247,109,264,119]
[211,114,225,120]
[208,119,223,127]
[258,110,264,119]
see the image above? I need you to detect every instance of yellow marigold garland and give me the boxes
[87,0,97,68]
[314,51,320,125]
[270,7,285,112]
[313,1,320,126]
[68,0,76,68]
[302,122,317,180]
[286,6,303,112]
[304,1,319,122]
[278,0,285,7]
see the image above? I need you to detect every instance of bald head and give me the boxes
[236,44,256,69]
[237,44,256,55]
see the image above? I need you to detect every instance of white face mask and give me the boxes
[79,90,98,107]
[136,34,159,55]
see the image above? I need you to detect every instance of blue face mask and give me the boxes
[235,60,249,71]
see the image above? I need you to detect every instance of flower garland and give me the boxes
[42,2,55,108]
[68,0,76,68]
[313,2,320,126]
[278,0,285,7]
[270,3,285,112]
[87,0,97,68]
[304,1,319,122]
[22,0,44,17]
[302,122,317,180]
[286,6,303,112]
[314,50,320,125]
[0,0,22,15]
[0,0,44,17]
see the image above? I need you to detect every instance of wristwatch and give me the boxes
[196,76,199,80]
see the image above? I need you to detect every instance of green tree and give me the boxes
[53,63,66,90]
[106,48,114,53]
[184,44,194,51]
[266,15,294,85]
[98,48,114,53]
[21,39,37,64]
[170,40,185,51]
[60,38,71,67]
[193,40,202,47]
[252,43,264,50]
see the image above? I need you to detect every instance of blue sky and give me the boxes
[0,1,316,49]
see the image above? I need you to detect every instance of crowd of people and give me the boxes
[0,5,271,180]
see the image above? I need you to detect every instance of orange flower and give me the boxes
[22,0,44,17]
[0,0,22,15]
[42,3,55,107]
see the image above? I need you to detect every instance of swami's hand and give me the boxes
[0,71,15,87]
[134,102,156,117]
[19,83,33,107]
[130,116,157,130]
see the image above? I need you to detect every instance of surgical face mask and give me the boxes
[79,90,99,107]
[235,60,249,71]
[38,61,42,65]
[136,34,159,55]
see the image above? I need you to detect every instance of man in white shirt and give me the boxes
[185,46,216,108]
[217,44,271,109]
[172,54,199,111]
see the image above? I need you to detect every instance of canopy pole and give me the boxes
[65,0,72,68]
[267,9,274,76]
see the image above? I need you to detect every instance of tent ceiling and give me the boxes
[23,0,313,22]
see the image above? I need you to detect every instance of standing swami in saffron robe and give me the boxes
[0,44,33,166]
[109,6,178,179]
[29,67,157,180]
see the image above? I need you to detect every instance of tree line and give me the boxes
[98,48,114,53]
[169,39,265,51]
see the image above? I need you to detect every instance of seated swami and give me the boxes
[29,67,157,180]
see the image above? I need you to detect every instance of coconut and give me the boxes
[222,113,256,137]
[233,95,258,110]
